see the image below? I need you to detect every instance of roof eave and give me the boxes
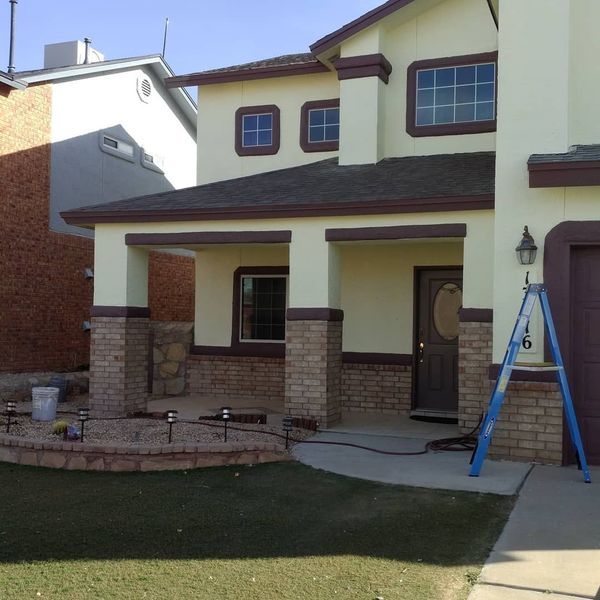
[60,193,494,228]
[0,73,27,89]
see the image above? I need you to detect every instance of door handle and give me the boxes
[418,341,425,363]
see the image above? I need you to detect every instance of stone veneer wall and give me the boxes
[187,355,285,402]
[150,321,193,397]
[285,320,342,426]
[458,320,563,464]
[89,317,149,417]
[342,363,412,414]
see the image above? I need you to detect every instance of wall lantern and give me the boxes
[516,226,537,265]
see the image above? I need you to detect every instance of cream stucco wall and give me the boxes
[196,72,340,184]
[492,0,600,363]
[93,208,493,349]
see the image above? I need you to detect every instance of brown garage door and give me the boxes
[571,246,600,465]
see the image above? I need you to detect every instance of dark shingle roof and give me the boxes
[62,152,495,224]
[198,53,318,75]
[529,144,600,164]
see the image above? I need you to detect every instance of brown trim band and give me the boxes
[166,61,330,88]
[528,160,600,188]
[310,0,415,55]
[488,364,557,383]
[406,52,498,138]
[61,194,495,226]
[235,105,280,157]
[125,230,292,246]
[334,53,393,84]
[190,345,285,359]
[90,306,150,318]
[300,98,340,153]
[326,223,467,242]
[286,308,344,322]
[342,352,412,366]
[459,308,493,323]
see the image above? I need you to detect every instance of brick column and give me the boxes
[89,309,150,417]
[285,309,343,427]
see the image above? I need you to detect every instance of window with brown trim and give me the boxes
[300,99,340,152]
[231,267,289,356]
[406,52,498,137]
[235,105,281,156]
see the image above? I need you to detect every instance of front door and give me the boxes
[414,268,463,415]
[571,247,600,465]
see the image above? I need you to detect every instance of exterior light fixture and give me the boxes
[166,410,178,444]
[220,406,231,442]
[5,400,16,434]
[282,415,294,449]
[83,268,94,279]
[82,321,92,331]
[516,226,537,265]
[78,407,90,442]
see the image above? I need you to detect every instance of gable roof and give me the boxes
[15,55,197,128]
[0,70,27,90]
[166,52,328,88]
[61,152,495,226]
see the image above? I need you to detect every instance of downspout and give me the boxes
[7,0,17,73]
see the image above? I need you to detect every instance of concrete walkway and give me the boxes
[293,429,531,495]
[469,465,600,600]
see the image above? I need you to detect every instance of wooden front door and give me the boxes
[571,247,600,465]
[414,268,463,414]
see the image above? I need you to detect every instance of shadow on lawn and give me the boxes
[0,462,512,566]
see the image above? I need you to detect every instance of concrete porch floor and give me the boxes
[146,396,531,494]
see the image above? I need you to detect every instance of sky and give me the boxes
[0,1,383,76]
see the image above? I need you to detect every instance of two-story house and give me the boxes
[0,42,197,381]
[62,0,600,467]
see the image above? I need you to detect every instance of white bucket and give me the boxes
[32,387,59,421]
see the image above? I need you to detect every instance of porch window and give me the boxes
[406,52,498,137]
[240,276,287,342]
[235,105,281,156]
[300,98,340,152]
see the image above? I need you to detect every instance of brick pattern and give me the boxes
[187,355,285,402]
[0,435,289,471]
[342,363,412,414]
[0,83,194,374]
[89,317,149,417]
[285,320,343,426]
[458,321,563,464]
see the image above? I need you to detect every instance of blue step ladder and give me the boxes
[469,283,591,483]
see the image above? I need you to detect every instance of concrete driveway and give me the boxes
[469,464,600,600]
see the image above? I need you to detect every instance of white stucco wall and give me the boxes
[50,66,196,235]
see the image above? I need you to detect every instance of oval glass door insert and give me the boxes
[433,282,462,341]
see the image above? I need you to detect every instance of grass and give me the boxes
[0,461,513,599]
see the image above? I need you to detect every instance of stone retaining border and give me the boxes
[0,435,291,472]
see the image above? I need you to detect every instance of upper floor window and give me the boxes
[99,132,136,162]
[300,99,340,153]
[406,52,498,137]
[235,104,280,156]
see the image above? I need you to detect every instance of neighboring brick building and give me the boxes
[0,48,196,375]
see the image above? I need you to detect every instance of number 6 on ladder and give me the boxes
[469,283,591,483]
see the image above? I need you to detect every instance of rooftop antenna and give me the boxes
[161,17,169,59]
[83,37,92,64]
[7,0,17,73]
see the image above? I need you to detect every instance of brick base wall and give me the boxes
[89,317,149,417]
[285,320,342,426]
[342,363,412,414]
[458,320,563,464]
[187,355,285,402]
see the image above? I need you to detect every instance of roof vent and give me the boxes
[137,75,153,103]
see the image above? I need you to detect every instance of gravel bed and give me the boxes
[2,414,313,448]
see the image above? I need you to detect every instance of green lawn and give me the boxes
[0,461,513,600]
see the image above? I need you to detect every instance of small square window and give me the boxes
[301,99,340,152]
[407,53,497,136]
[235,105,280,156]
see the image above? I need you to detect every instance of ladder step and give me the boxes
[510,362,562,372]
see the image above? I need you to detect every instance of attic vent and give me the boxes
[137,75,153,103]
